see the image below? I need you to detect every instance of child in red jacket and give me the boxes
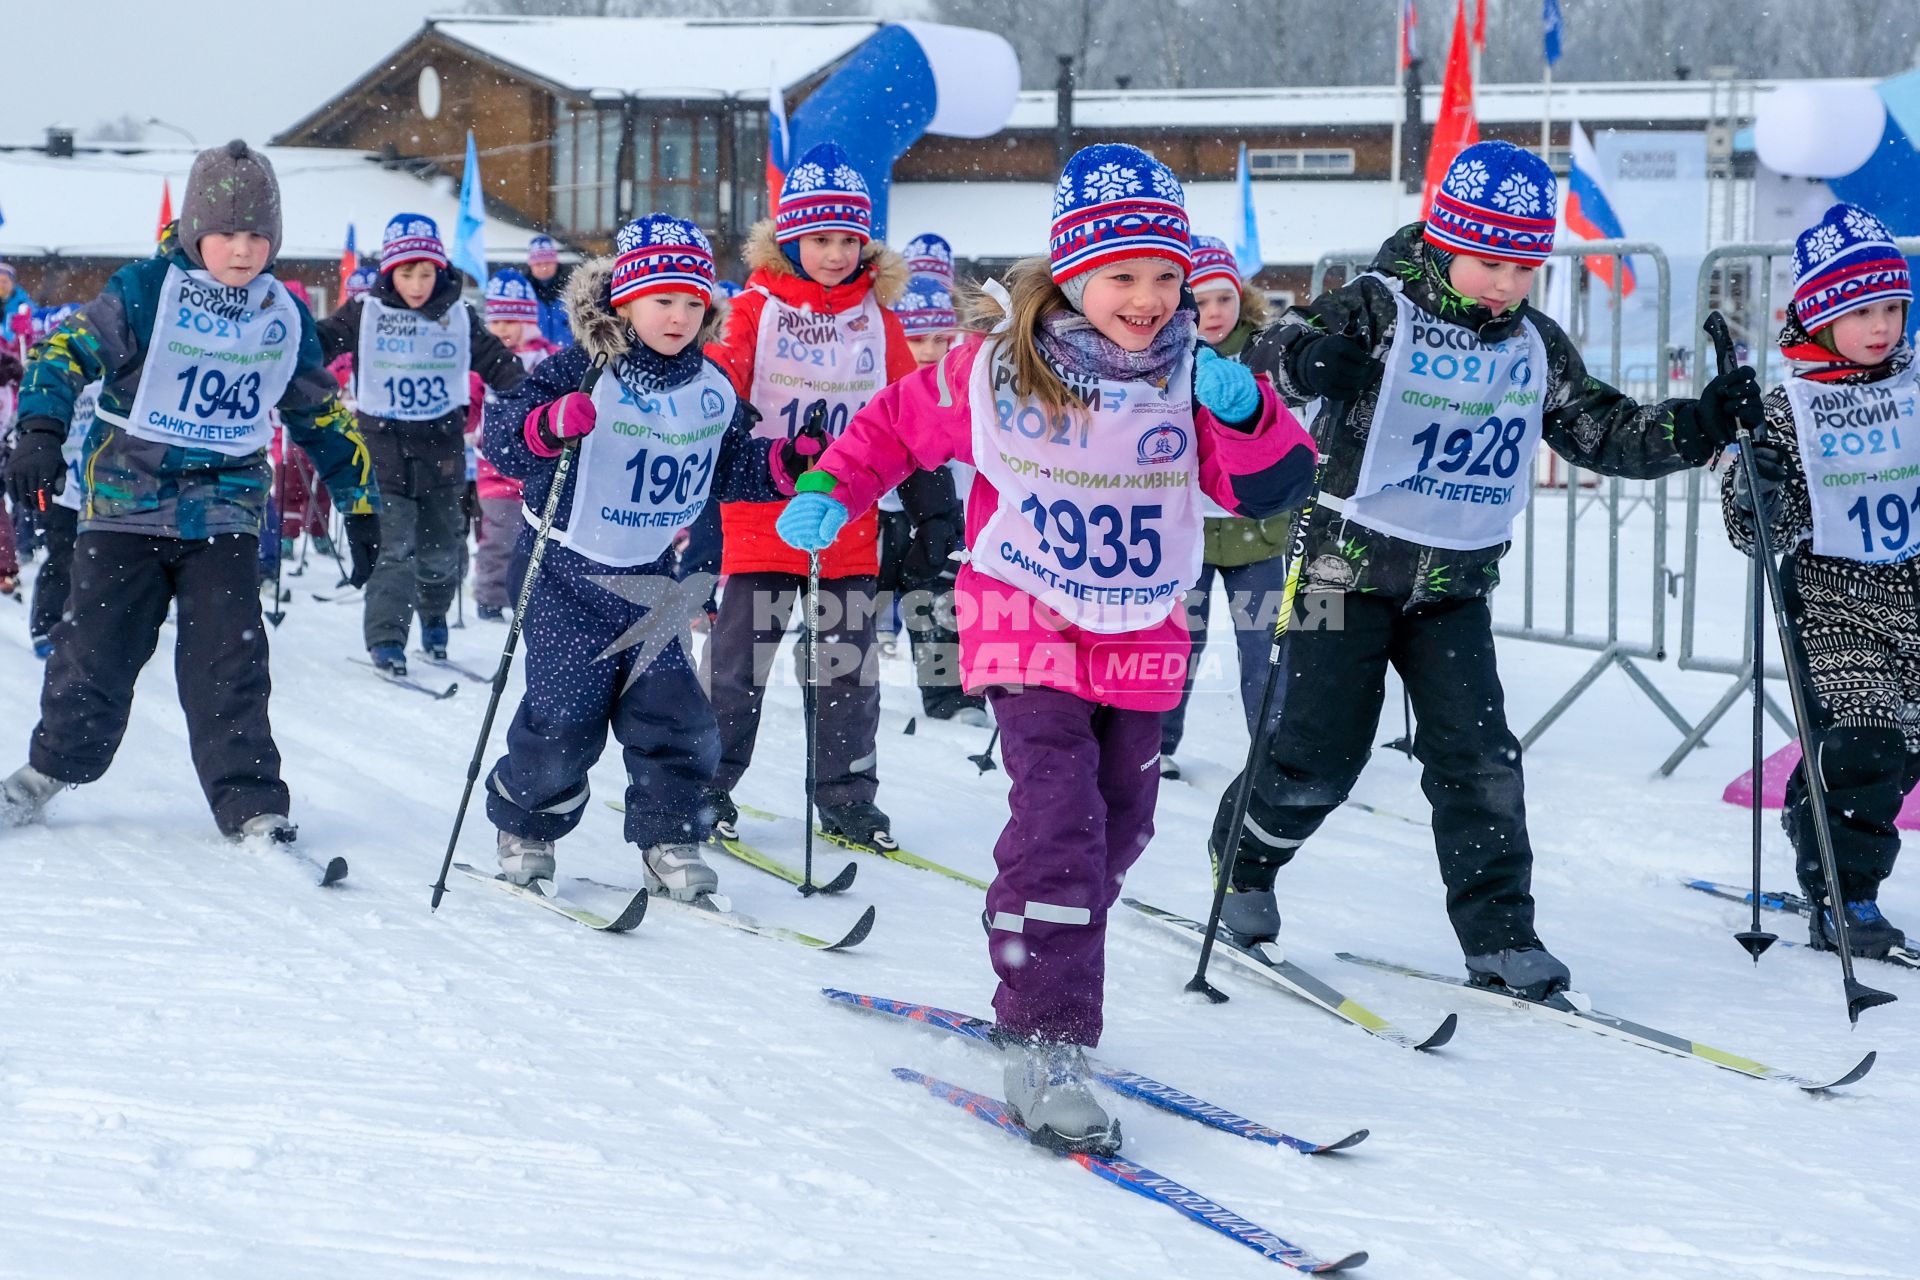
[701,143,914,849]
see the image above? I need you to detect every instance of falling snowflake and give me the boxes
[1842,207,1888,243]
[1444,159,1490,201]
[1489,174,1543,217]
[1148,164,1184,203]
[1082,162,1142,204]
[1804,223,1846,263]
[785,162,827,193]
[830,164,869,193]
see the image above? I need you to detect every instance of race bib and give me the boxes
[747,289,886,442]
[1347,283,1547,551]
[1785,367,1920,564]
[109,265,299,457]
[356,298,471,421]
[969,339,1203,633]
[535,359,736,568]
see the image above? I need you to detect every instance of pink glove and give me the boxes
[524,391,596,458]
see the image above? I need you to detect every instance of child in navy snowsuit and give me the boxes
[481,214,776,900]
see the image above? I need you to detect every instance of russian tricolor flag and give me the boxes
[1564,123,1635,297]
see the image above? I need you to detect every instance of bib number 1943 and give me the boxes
[174,365,261,419]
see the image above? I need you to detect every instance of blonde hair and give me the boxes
[959,257,1084,420]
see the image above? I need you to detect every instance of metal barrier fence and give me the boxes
[1658,234,1920,774]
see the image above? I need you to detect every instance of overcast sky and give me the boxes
[0,0,450,146]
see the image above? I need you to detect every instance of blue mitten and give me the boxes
[776,491,850,551]
[1194,346,1261,425]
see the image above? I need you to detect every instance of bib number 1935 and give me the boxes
[1017,495,1162,579]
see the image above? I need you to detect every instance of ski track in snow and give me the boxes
[2,497,1916,1279]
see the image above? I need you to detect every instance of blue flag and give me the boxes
[1234,143,1262,280]
[452,131,488,286]
[1543,0,1564,66]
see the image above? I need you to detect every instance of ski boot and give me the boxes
[496,830,557,887]
[0,764,67,825]
[420,617,450,661]
[30,634,53,660]
[312,534,336,558]
[233,814,297,844]
[368,644,408,677]
[1002,1037,1121,1156]
[1158,753,1181,780]
[476,604,505,623]
[817,800,898,852]
[1465,946,1572,1002]
[1808,897,1907,959]
[1219,888,1281,945]
[279,536,297,561]
[643,842,720,903]
[702,788,740,841]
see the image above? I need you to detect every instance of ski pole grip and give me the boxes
[1704,310,1737,381]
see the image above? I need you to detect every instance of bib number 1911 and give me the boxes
[1845,489,1920,557]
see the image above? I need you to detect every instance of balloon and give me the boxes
[1754,82,1888,179]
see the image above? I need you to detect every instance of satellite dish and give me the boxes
[418,66,442,121]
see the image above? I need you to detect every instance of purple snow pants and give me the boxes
[985,685,1163,1046]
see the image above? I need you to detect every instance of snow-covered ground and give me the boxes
[4,489,1916,1280]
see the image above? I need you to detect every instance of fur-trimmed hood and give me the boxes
[743,219,908,309]
[563,254,724,365]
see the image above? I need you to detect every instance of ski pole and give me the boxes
[968,727,1000,774]
[431,355,606,911]
[801,547,822,895]
[265,432,289,627]
[1706,311,1889,1022]
[1735,522,1777,961]
[1187,448,1328,1003]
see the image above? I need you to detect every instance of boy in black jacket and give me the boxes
[1210,141,1763,998]
[318,214,523,675]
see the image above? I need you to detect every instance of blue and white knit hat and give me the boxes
[611,213,716,307]
[343,266,378,302]
[1792,203,1912,334]
[527,234,560,267]
[485,269,540,323]
[775,144,873,245]
[903,233,954,283]
[1188,235,1241,293]
[714,280,743,300]
[1048,143,1191,285]
[381,213,447,272]
[892,273,957,337]
[1424,141,1557,266]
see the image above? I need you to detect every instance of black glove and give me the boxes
[1731,438,1789,517]
[462,480,479,530]
[1286,332,1382,401]
[903,511,963,590]
[1678,365,1764,464]
[344,512,381,588]
[5,418,67,510]
[776,399,832,484]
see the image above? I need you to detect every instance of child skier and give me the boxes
[1723,203,1918,958]
[482,213,776,900]
[778,143,1316,1152]
[702,142,916,849]
[473,269,559,620]
[318,213,525,675]
[1208,140,1761,997]
[1160,233,1282,777]
[0,140,380,838]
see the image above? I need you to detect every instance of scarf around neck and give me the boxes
[1037,306,1195,385]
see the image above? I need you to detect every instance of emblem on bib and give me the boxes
[1136,423,1189,465]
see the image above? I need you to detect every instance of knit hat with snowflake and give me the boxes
[1791,203,1912,335]
[527,234,560,266]
[1049,143,1192,285]
[1424,141,1557,266]
[892,272,957,336]
[775,144,873,245]
[903,233,955,283]
[485,269,540,323]
[610,213,717,307]
[381,213,448,272]
[343,266,378,303]
[1188,235,1242,294]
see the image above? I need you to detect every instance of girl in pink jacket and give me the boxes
[777,144,1314,1155]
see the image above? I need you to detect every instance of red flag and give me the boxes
[340,224,358,291]
[1472,0,1487,50]
[1423,0,1480,209]
[1400,0,1419,69]
[766,82,789,213]
[157,179,173,244]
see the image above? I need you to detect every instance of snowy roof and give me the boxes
[422,15,883,100]
[890,179,1416,269]
[0,146,540,262]
[1005,78,1878,131]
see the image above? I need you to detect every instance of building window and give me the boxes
[1247,148,1357,177]
[633,112,721,228]
[551,104,621,235]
